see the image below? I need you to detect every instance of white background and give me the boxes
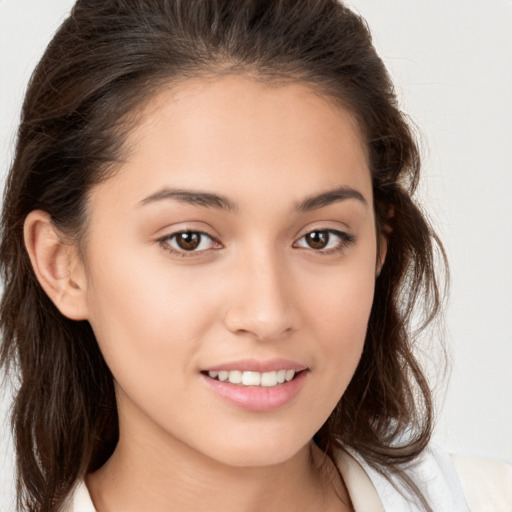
[1,0,511,509]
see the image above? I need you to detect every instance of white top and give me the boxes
[68,446,512,512]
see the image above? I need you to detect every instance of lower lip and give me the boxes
[201,371,308,412]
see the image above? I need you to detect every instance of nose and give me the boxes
[223,247,301,341]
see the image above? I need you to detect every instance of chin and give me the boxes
[199,429,313,468]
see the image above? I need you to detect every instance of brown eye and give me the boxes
[175,232,201,251]
[294,229,355,254]
[305,231,329,249]
[160,231,217,254]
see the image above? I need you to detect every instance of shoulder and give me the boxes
[451,454,512,512]
[335,443,512,512]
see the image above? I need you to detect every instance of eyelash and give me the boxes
[157,229,355,258]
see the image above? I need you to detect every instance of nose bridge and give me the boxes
[223,241,299,340]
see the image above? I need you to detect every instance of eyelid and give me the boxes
[157,229,222,257]
[155,225,355,258]
[293,228,356,254]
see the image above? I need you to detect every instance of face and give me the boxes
[81,76,381,467]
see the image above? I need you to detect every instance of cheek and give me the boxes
[83,245,213,386]
[301,255,376,397]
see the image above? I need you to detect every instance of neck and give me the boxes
[86,393,351,512]
[87,431,347,512]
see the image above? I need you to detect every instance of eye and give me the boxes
[294,229,354,254]
[158,230,220,255]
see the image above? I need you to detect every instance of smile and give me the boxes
[201,368,308,412]
[207,369,297,387]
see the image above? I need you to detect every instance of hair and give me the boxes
[0,1,447,511]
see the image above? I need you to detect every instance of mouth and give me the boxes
[200,362,309,411]
[200,358,309,411]
[201,369,305,388]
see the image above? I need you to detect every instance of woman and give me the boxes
[1,1,510,511]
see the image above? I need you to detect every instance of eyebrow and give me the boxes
[295,186,368,212]
[138,188,237,211]
[138,185,367,212]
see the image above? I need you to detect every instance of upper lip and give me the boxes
[203,358,308,373]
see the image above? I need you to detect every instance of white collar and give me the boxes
[335,448,386,511]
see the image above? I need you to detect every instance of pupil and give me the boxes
[177,232,200,250]
[307,231,328,249]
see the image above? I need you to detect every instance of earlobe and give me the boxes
[23,210,88,321]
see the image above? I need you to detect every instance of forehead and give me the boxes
[93,75,372,212]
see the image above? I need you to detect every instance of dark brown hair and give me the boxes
[0,1,446,510]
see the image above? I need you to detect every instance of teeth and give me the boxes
[261,371,278,387]
[228,370,242,384]
[242,371,261,386]
[285,369,295,382]
[207,369,297,387]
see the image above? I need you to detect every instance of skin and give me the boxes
[25,75,385,511]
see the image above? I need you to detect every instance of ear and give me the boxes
[376,207,393,277]
[376,233,388,278]
[24,210,88,320]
